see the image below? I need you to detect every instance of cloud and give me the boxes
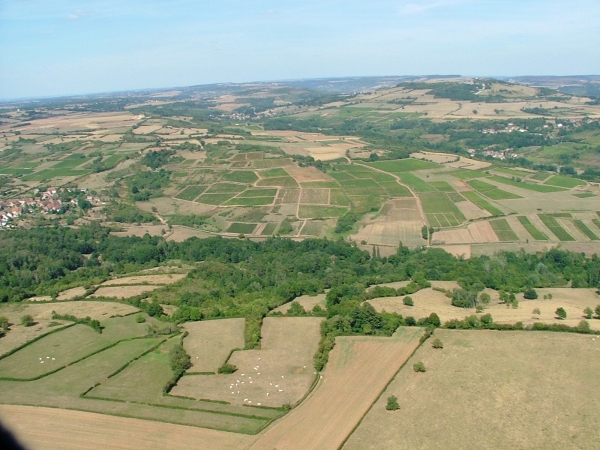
[398,0,462,16]
[68,9,90,20]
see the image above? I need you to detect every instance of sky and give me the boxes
[1,0,599,100]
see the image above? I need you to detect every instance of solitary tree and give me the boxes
[479,293,491,306]
[584,307,593,320]
[386,395,400,411]
[21,315,34,327]
[413,361,426,372]
[523,288,538,299]
[403,296,414,306]
[555,307,567,320]
[595,304,600,318]
[431,339,444,349]
[421,225,429,241]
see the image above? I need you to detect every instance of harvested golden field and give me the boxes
[344,329,600,450]
[285,165,334,183]
[0,301,139,323]
[101,273,187,286]
[433,221,499,244]
[271,293,326,314]
[172,317,322,408]
[352,221,425,246]
[249,327,423,450]
[0,405,253,450]
[369,287,600,331]
[5,112,142,132]
[182,319,245,373]
[90,285,161,298]
[56,286,87,300]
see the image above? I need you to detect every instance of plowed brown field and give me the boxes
[249,327,423,450]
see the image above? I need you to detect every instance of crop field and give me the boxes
[101,274,187,286]
[227,223,258,234]
[367,159,439,173]
[538,214,576,241]
[344,330,600,450]
[299,188,329,204]
[298,205,348,219]
[398,173,436,192]
[173,317,322,409]
[90,285,161,298]
[517,215,548,240]
[466,179,522,199]
[175,185,206,201]
[460,191,504,216]
[221,171,259,183]
[419,192,466,227]
[250,327,424,450]
[573,219,599,240]
[489,218,519,241]
[545,174,587,188]
[488,175,566,193]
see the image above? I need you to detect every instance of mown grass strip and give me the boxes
[461,191,503,216]
[538,215,576,241]
[544,175,586,188]
[488,176,566,192]
[573,220,599,240]
[517,216,548,240]
[490,219,519,242]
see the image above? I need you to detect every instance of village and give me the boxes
[0,187,103,228]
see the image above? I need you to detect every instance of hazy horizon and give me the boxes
[1,0,599,100]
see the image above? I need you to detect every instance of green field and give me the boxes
[227,222,258,234]
[330,189,351,206]
[175,185,206,201]
[51,154,88,170]
[446,169,488,180]
[429,181,455,192]
[573,220,599,240]
[196,193,237,205]
[517,216,548,240]
[22,169,90,181]
[447,192,465,203]
[466,180,523,199]
[544,175,587,188]
[0,168,34,175]
[573,192,596,198]
[256,176,298,187]
[205,183,247,194]
[261,223,277,235]
[224,197,275,206]
[366,159,439,173]
[461,191,504,216]
[538,214,576,241]
[220,170,259,183]
[419,192,466,227]
[298,205,348,219]
[379,181,412,197]
[488,176,566,192]
[398,173,436,192]
[238,188,277,197]
[259,168,289,178]
[529,171,551,181]
[593,219,600,230]
[490,219,519,241]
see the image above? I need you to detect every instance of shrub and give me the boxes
[431,338,444,349]
[136,314,146,323]
[451,289,478,308]
[428,312,441,328]
[413,361,426,372]
[218,363,237,374]
[476,305,484,313]
[405,316,416,326]
[523,288,538,299]
[21,315,34,327]
[480,313,493,327]
[479,292,491,305]
[584,307,593,320]
[403,296,414,306]
[0,316,8,331]
[577,320,591,333]
[386,395,400,411]
[287,301,307,316]
[532,308,541,315]
[555,307,567,319]
[595,304,600,318]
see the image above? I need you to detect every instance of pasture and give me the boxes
[344,330,600,450]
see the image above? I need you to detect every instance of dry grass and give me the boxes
[433,221,499,244]
[56,287,87,301]
[0,405,253,450]
[344,329,600,450]
[110,225,169,238]
[101,274,187,286]
[182,319,245,373]
[90,286,161,299]
[250,327,423,450]
[369,287,600,331]
[172,317,322,408]
[285,165,334,183]
[271,294,326,314]
[0,301,139,323]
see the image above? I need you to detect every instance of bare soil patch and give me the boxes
[166,227,215,242]
[285,165,334,183]
[271,294,326,314]
[250,327,423,450]
[182,319,245,373]
[344,330,600,450]
[0,405,252,450]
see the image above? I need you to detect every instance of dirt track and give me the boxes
[248,327,423,450]
[0,405,253,450]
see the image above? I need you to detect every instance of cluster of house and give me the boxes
[0,187,102,228]
[481,123,528,134]
[466,148,518,160]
